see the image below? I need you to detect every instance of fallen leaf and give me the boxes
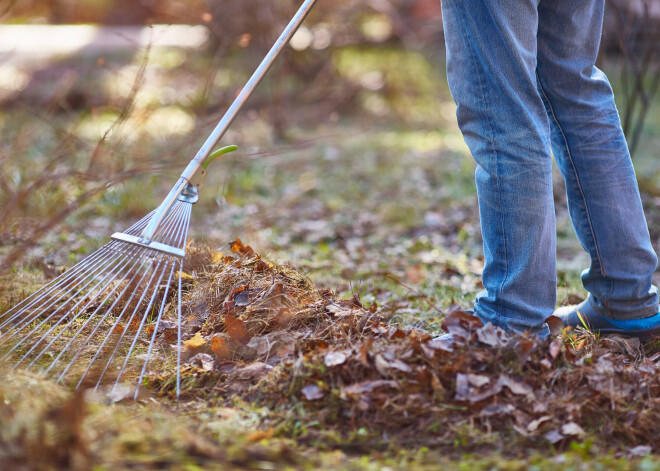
[189,353,215,372]
[342,380,398,396]
[544,429,564,444]
[561,422,585,436]
[527,415,552,433]
[479,403,516,417]
[430,373,445,394]
[374,354,390,376]
[467,374,490,388]
[246,428,274,443]
[176,271,195,281]
[230,238,255,257]
[476,323,509,347]
[326,304,356,318]
[548,338,562,360]
[184,332,206,351]
[225,314,251,345]
[629,445,652,456]
[389,360,412,373]
[231,286,250,307]
[546,315,564,334]
[301,384,324,401]
[533,402,549,414]
[359,338,373,367]
[455,373,502,402]
[425,337,453,352]
[211,334,231,361]
[499,375,532,396]
[324,350,348,367]
[442,310,482,337]
[235,362,272,381]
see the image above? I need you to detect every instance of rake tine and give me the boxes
[132,261,176,399]
[123,209,157,235]
[176,263,182,399]
[111,259,172,394]
[10,244,146,368]
[1,209,158,330]
[52,246,154,380]
[178,203,193,248]
[0,242,122,332]
[0,239,147,338]
[0,243,140,354]
[174,205,191,399]
[93,254,168,390]
[113,202,190,394]
[38,245,151,374]
[75,251,160,390]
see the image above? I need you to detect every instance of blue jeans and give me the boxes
[441,0,659,336]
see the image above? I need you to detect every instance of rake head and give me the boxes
[0,200,192,399]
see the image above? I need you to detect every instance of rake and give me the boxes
[0,0,319,399]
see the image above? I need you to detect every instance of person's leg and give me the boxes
[441,0,552,336]
[537,0,659,320]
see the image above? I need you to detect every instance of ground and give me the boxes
[2,28,660,470]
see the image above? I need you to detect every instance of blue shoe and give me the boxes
[554,299,660,340]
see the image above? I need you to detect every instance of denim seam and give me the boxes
[536,73,608,286]
[458,5,510,312]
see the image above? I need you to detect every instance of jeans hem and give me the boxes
[587,294,659,321]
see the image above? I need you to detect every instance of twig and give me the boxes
[384,273,444,315]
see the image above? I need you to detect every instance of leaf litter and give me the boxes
[145,239,660,454]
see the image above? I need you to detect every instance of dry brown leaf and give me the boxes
[235,362,272,381]
[374,354,390,376]
[326,304,356,318]
[230,238,255,257]
[211,334,231,361]
[246,428,274,443]
[342,380,398,397]
[359,338,373,367]
[225,314,251,345]
[546,315,564,334]
[561,422,585,436]
[549,338,562,360]
[189,353,215,372]
[389,359,413,373]
[527,415,552,433]
[231,286,250,307]
[544,429,564,444]
[176,271,195,281]
[455,373,502,402]
[479,403,516,417]
[426,337,453,352]
[499,375,532,396]
[324,350,348,367]
[476,323,509,347]
[442,310,483,337]
[467,374,490,387]
[301,384,324,401]
[184,332,206,351]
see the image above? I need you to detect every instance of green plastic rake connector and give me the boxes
[203,145,238,169]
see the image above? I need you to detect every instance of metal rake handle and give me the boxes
[140,0,319,241]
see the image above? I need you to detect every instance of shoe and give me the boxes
[553,299,660,340]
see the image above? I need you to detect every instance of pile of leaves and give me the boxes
[153,240,660,455]
[150,239,384,394]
